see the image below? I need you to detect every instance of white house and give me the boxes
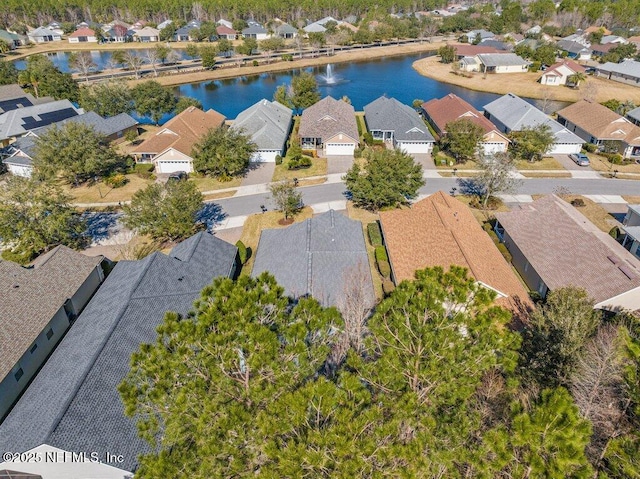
[539,59,587,86]
[28,26,62,43]
[133,26,160,42]
[68,27,97,43]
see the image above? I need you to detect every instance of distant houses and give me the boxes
[132,26,160,42]
[458,53,529,74]
[298,96,359,156]
[27,26,62,43]
[68,27,97,43]
[596,60,640,87]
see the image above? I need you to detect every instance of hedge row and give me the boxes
[367,222,382,246]
[374,245,388,263]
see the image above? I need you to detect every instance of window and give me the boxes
[46,328,54,340]
[15,368,24,382]
[30,343,38,354]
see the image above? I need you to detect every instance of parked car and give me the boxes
[167,171,188,182]
[569,153,590,166]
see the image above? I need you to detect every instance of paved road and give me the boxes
[212,177,640,218]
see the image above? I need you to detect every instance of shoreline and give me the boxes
[126,42,444,87]
[412,55,640,104]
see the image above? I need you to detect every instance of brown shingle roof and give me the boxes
[450,43,500,57]
[545,59,586,75]
[422,93,507,140]
[495,195,640,305]
[132,106,225,156]
[298,96,358,143]
[68,27,95,38]
[557,100,640,145]
[0,246,103,381]
[379,192,532,315]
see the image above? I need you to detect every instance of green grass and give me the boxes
[273,157,327,181]
[514,157,565,170]
[190,175,242,192]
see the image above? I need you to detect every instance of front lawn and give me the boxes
[272,157,327,181]
[64,174,154,204]
[514,157,565,170]
[434,152,477,169]
[190,174,242,192]
[586,154,640,174]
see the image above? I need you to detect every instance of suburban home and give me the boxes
[364,96,434,154]
[0,84,52,114]
[132,26,160,42]
[0,444,133,479]
[422,93,510,154]
[526,25,542,35]
[0,233,238,472]
[217,18,233,29]
[67,27,97,43]
[0,29,28,48]
[104,23,131,42]
[495,195,640,311]
[216,25,237,40]
[463,29,494,43]
[622,204,640,260]
[591,42,619,58]
[252,210,375,308]
[303,16,340,34]
[0,246,106,420]
[157,19,173,30]
[175,20,201,41]
[242,23,268,40]
[556,39,592,60]
[585,25,611,36]
[275,22,298,38]
[379,191,532,318]
[627,106,640,126]
[460,53,529,73]
[483,93,584,154]
[600,35,628,45]
[132,106,225,173]
[450,43,500,59]
[27,26,62,43]
[628,35,640,50]
[596,60,640,86]
[539,59,586,86]
[2,111,138,177]
[298,96,359,156]
[478,39,513,51]
[0,99,83,146]
[556,100,640,158]
[231,99,292,162]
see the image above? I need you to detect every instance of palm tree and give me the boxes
[617,100,637,116]
[567,72,586,89]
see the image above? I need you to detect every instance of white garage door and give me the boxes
[155,160,193,174]
[548,143,582,155]
[480,142,507,154]
[251,150,279,163]
[398,141,431,154]
[326,143,355,156]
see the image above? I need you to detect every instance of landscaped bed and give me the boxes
[272,157,327,181]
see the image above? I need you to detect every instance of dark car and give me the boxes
[167,171,188,182]
[569,153,590,166]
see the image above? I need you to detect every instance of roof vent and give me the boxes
[13,284,19,289]
[178,276,184,281]
[607,255,621,264]
[618,265,638,280]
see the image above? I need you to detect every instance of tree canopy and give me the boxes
[131,80,177,125]
[192,127,256,180]
[509,124,555,162]
[78,81,133,117]
[17,55,79,102]
[344,147,424,210]
[441,118,485,161]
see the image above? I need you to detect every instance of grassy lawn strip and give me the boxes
[273,157,327,181]
[586,154,640,174]
[439,171,476,178]
[434,152,476,169]
[191,175,242,192]
[64,174,154,204]
[203,190,237,200]
[346,202,384,300]
[520,172,572,178]
[238,208,314,276]
[514,157,565,170]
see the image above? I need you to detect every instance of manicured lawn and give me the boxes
[238,207,314,276]
[586,154,640,174]
[272,157,327,181]
[515,157,565,170]
[64,174,154,204]
[346,202,383,300]
[190,175,242,192]
[434,153,476,169]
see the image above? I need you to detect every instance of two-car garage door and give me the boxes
[325,143,356,156]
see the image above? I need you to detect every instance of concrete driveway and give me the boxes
[241,162,275,186]
[552,154,601,179]
[327,155,354,175]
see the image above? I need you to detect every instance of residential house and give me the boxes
[67,27,97,43]
[0,247,106,420]
[379,191,532,317]
[483,93,583,154]
[132,106,225,173]
[556,39,592,60]
[133,26,160,42]
[556,100,640,158]
[275,23,298,39]
[495,195,640,311]
[0,99,83,147]
[526,25,542,35]
[0,444,133,479]
[303,16,340,33]
[217,18,233,29]
[242,23,268,40]
[0,29,28,48]
[252,210,375,308]
[474,53,529,73]
[175,20,201,41]
[157,19,173,30]
[44,22,64,35]
[449,44,500,59]
[596,60,640,86]
[539,59,586,86]
[0,233,238,472]
[600,35,628,45]
[503,32,524,43]
[298,96,358,156]
[628,35,640,50]
[364,96,434,154]
[2,111,138,177]
[103,22,131,42]
[463,29,494,43]
[562,32,590,45]
[621,204,640,260]
[585,25,612,36]
[27,26,62,43]
[216,25,237,40]
[478,39,513,51]
[591,42,619,58]
[0,84,52,114]
[627,106,640,126]
[231,99,292,162]
[422,93,510,154]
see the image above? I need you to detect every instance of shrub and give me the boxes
[609,226,620,240]
[571,198,585,207]
[134,163,155,179]
[1,248,36,265]
[601,152,623,164]
[367,222,383,246]
[287,156,312,170]
[281,54,293,61]
[354,147,363,158]
[301,150,317,158]
[382,278,395,296]
[275,155,283,165]
[497,243,512,263]
[236,240,249,264]
[374,245,388,263]
[432,145,440,156]
[582,143,597,153]
[377,259,391,278]
[528,61,542,72]
[104,173,128,188]
[363,132,374,145]
[252,60,259,66]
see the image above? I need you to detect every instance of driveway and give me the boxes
[327,155,354,175]
[412,153,441,178]
[552,154,601,179]
[241,162,275,186]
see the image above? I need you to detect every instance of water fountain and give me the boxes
[317,64,347,86]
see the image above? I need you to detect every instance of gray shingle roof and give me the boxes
[276,23,297,35]
[175,20,201,35]
[0,100,82,142]
[298,96,358,143]
[628,107,640,124]
[477,53,528,67]
[597,59,640,79]
[242,24,267,34]
[557,39,591,54]
[0,247,104,383]
[364,96,434,142]
[231,99,292,151]
[252,210,375,307]
[0,233,237,472]
[32,111,138,138]
[483,93,584,144]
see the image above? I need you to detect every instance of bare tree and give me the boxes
[122,51,145,80]
[144,48,161,77]
[421,19,439,43]
[68,51,97,82]
[570,324,629,466]
[471,152,521,209]
[539,87,556,114]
